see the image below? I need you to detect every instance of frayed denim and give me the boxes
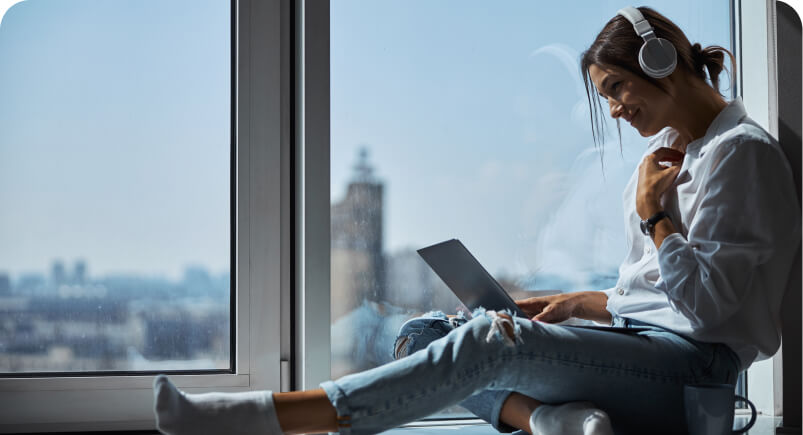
[320,309,739,435]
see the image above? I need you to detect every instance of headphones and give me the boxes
[617,6,677,79]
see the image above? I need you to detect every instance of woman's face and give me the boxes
[588,63,673,137]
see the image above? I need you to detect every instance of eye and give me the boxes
[610,81,621,93]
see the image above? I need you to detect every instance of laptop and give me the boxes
[417,239,651,333]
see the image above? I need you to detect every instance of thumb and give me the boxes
[663,164,681,178]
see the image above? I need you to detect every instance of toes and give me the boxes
[583,409,613,435]
[153,375,181,411]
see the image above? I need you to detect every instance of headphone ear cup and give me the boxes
[639,38,677,79]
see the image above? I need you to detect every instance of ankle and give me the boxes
[273,389,339,433]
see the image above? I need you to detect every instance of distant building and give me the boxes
[331,148,384,321]
[51,260,66,287]
[0,273,10,295]
[73,260,87,285]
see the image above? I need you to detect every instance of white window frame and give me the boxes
[294,0,332,391]
[0,0,291,431]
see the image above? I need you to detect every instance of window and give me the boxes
[0,0,287,430]
[0,0,232,374]
[326,0,734,420]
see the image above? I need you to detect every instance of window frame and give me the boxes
[294,0,332,391]
[0,0,291,431]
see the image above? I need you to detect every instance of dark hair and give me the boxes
[580,6,736,160]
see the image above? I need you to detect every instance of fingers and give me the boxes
[652,147,684,159]
[533,305,563,323]
[516,298,549,319]
[515,297,548,310]
[649,147,684,163]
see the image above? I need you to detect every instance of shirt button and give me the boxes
[617,288,625,296]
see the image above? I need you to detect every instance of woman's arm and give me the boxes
[515,291,612,324]
[655,138,800,328]
[636,147,684,249]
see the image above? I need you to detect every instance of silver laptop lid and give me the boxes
[417,239,527,318]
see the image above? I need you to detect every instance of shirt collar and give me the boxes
[684,97,747,152]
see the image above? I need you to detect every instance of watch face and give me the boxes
[640,220,650,236]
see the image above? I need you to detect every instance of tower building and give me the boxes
[331,148,385,321]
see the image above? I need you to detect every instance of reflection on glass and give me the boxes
[0,0,231,372]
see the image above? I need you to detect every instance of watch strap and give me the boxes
[647,210,668,226]
[641,210,668,236]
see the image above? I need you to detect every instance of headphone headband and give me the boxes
[616,6,677,79]
[617,6,655,39]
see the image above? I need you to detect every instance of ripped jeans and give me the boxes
[319,309,740,435]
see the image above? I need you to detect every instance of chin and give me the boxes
[636,123,661,137]
[629,124,648,136]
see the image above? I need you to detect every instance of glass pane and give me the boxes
[330,0,733,417]
[0,0,231,373]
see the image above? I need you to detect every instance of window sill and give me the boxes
[384,415,783,434]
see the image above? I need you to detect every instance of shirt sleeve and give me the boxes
[593,287,618,326]
[655,137,801,329]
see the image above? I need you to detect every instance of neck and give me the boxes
[667,79,728,149]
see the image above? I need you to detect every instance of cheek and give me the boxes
[631,108,659,136]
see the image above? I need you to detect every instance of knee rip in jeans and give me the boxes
[476,308,523,347]
[393,335,411,360]
[394,312,468,360]
[393,309,522,359]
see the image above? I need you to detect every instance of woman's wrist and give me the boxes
[636,196,662,219]
[572,291,611,323]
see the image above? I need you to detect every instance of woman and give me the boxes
[152,7,799,435]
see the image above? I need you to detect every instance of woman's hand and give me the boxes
[515,293,581,323]
[636,147,684,219]
[515,291,612,324]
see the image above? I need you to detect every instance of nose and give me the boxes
[608,97,624,119]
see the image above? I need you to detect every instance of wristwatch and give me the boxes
[640,211,669,236]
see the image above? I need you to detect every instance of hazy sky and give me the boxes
[0,1,730,285]
[0,0,229,281]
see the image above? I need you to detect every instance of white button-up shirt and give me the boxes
[603,98,800,370]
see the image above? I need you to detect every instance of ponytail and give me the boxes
[690,42,736,94]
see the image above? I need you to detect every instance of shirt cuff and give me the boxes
[593,287,618,326]
[601,286,617,299]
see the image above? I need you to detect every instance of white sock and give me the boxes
[529,402,613,435]
[153,374,285,435]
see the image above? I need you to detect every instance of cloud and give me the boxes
[0,0,25,29]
